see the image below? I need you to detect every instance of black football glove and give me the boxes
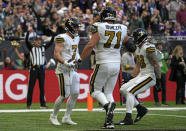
[155,78,161,92]
[72,58,82,69]
[74,58,82,65]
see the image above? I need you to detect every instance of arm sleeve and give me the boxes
[25,32,32,50]
[44,33,56,49]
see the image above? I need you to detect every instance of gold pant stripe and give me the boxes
[90,64,100,94]
[129,77,152,94]
[59,74,65,97]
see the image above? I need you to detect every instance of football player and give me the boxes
[117,28,161,125]
[77,6,134,129]
[49,18,80,126]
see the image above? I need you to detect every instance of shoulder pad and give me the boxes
[55,36,65,43]
[146,46,155,53]
[90,24,98,34]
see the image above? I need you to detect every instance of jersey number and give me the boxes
[72,45,77,60]
[137,55,146,68]
[104,31,121,49]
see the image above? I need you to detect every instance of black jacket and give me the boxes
[169,55,186,81]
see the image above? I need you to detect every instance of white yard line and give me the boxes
[146,113,186,118]
[1,107,186,113]
[114,111,186,118]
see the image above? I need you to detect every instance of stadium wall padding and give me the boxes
[0,70,185,103]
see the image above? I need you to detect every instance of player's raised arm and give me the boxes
[80,25,100,61]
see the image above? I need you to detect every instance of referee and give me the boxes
[26,25,55,109]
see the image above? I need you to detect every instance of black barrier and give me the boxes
[167,40,186,55]
[0,39,186,70]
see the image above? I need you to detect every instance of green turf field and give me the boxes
[0,102,186,131]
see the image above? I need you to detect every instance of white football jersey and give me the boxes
[92,22,127,64]
[135,41,156,76]
[55,33,80,74]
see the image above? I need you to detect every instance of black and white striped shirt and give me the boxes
[25,31,55,66]
[29,46,45,66]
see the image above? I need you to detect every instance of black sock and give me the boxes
[126,113,132,119]
[136,104,142,110]
[104,103,109,113]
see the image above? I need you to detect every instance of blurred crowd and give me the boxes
[0,0,186,70]
[0,0,186,40]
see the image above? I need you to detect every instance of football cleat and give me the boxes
[102,102,116,129]
[101,122,114,129]
[27,106,31,109]
[134,106,148,123]
[40,105,48,109]
[62,116,77,125]
[116,116,133,125]
[49,114,61,126]
[105,102,116,125]
[116,119,133,125]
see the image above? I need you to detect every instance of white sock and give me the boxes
[64,94,78,118]
[126,93,135,114]
[105,93,114,103]
[91,91,108,106]
[53,96,65,116]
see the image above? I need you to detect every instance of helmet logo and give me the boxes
[68,19,73,25]
[107,13,113,17]
[139,31,144,36]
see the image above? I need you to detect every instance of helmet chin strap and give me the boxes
[66,30,77,38]
[69,30,78,37]
[137,39,147,47]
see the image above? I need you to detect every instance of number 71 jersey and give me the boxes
[91,22,127,64]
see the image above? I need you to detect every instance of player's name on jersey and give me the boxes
[105,25,121,30]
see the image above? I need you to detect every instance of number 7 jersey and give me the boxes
[55,33,80,74]
[91,22,127,64]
